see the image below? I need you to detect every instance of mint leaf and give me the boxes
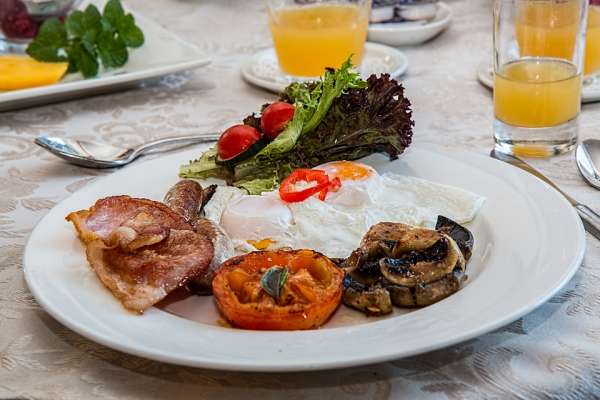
[66,5,101,39]
[97,31,128,68]
[65,10,86,37]
[117,14,144,48]
[69,42,98,78]
[26,0,144,78]
[84,4,102,25]
[26,18,68,62]
[103,0,125,27]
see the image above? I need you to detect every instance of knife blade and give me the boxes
[491,149,600,240]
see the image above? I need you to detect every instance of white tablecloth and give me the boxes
[2,0,600,398]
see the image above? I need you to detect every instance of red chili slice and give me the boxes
[279,169,341,203]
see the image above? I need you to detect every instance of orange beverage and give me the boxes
[585,5,600,75]
[268,4,369,77]
[515,0,582,60]
[494,58,581,128]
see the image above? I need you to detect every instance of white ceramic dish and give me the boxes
[477,62,600,104]
[241,42,408,93]
[368,2,452,47]
[24,145,585,372]
[0,0,210,112]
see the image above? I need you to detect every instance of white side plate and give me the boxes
[0,0,210,112]
[477,61,600,104]
[241,42,408,93]
[24,145,585,372]
[368,2,452,47]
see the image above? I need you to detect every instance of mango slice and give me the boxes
[0,55,68,91]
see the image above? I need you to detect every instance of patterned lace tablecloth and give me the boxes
[2,0,600,398]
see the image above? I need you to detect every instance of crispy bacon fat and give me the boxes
[67,196,213,313]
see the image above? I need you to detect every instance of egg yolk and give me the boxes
[321,161,373,181]
[247,238,276,250]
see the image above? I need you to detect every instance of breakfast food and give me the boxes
[0,55,68,90]
[342,216,474,315]
[163,180,234,294]
[65,62,483,330]
[180,58,414,195]
[371,0,439,23]
[203,160,483,259]
[0,0,146,92]
[66,191,215,313]
[212,250,344,330]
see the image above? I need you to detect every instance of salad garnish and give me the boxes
[180,57,414,194]
[260,266,289,300]
[26,0,144,78]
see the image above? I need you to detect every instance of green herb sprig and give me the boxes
[26,0,144,78]
[260,266,289,301]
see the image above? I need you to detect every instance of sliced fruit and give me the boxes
[216,124,267,166]
[260,101,295,139]
[0,55,68,91]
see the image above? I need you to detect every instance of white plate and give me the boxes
[0,0,210,112]
[24,145,585,372]
[477,62,600,104]
[241,42,408,93]
[368,2,452,47]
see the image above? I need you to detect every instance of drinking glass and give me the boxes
[493,0,588,157]
[265,0,371,78]
[585,0,600,76]
[0,0,79,53]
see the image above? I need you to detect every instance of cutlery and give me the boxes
[35,134,220,169]
[576,139,600,190]
[491,149,600,240]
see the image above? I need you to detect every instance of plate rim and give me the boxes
[241,42,409,93]
[23,146,586,372]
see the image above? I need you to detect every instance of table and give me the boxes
[2,0,600,398]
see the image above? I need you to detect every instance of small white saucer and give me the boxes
[241,42,409,93]
[368,2,452,47]
[477,62,600,104]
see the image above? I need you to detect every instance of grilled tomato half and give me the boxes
[212,250,344,330]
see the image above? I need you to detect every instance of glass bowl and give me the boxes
[0,0,79,52]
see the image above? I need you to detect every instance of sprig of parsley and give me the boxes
[26,0,144,78]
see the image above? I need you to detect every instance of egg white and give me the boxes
[204,167,485,259]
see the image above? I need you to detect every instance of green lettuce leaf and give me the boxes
[179,61,413,195]
[180,58,363,185]
[232,74,413,193]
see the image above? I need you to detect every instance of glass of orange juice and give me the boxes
[266,0,371,77]
[585,0,600,76]
[493,0,587,157]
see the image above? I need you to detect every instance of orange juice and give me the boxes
[494,58,581,128]
[269,4,369,77]
[515,0,582,60]
[585,5,600,75]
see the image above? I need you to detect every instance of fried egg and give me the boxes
[205,161,485,258]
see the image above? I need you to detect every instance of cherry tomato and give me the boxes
[261,102,295,140]
[212,250,344,330]
[217,124,262,161]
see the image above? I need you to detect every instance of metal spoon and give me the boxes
[35,134,220,168]
[491,148,600,240]
[576,139,600,190]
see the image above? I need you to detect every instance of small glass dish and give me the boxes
[0,0,79,53]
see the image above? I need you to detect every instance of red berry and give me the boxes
[1,1,38,39]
